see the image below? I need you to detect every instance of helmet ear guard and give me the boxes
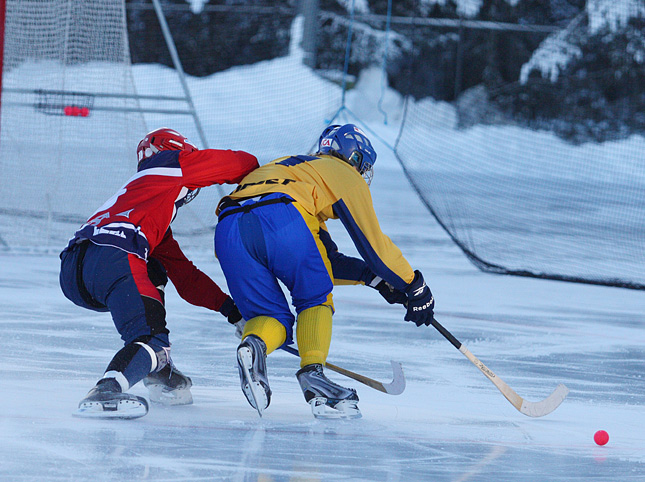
[347,150,363,171]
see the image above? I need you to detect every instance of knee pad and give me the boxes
[140,295,169,336]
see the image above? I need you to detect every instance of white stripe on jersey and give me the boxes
[101,222,148,238]
[80,222,149,241]
[88,167,183,217]
[130,166,183,180]
[117,167,183,191]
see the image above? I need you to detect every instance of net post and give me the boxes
[300,0,319,69]
[0,0,6,142]
[151,0,223,196]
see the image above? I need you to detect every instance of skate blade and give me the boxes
[74,398,148,419]
[238,347,267,417]
[147,385,193,406]
[310,397,362,420]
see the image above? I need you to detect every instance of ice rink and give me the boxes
[1,153,644,480]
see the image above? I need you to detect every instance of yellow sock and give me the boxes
[243,316,286,355]
[296,305,333,368]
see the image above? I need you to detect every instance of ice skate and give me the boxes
[237,335,271,416]
[75,378,148,419]
[143,362,193,406]
[297,364,361,419]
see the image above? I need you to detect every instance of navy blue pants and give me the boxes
[60,242,170,387]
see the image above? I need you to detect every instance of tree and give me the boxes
[492,0,645,143]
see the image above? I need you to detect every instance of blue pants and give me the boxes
[214,194,333,345]
[60,242,169,387]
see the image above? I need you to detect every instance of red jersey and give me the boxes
[62,148,258,312]
[65,148,257,259]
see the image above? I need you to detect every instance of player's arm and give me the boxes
[331,179,415,291]
[178,149,259,188]
[319,224,407,305]
[151,229,241,324]
[318,224,372,286]
[333,185,435,324]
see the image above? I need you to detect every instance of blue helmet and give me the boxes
[317,124,377,183]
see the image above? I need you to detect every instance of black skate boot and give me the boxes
[75,378,148,419]
[296,364,361,419]
[143,362,193,406]
[237,335,271,416]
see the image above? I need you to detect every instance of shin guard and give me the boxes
[296,305,333,368]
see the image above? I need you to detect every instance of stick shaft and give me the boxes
[324,360,390,392]
[458,345,524,410]
[429,317,568,417]
[430,317,462,349]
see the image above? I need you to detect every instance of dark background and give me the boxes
[126,0,645,144]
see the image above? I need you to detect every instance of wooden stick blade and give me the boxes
[519,383,570,418]
[384,361,406,395]
[324,360,406,395]
[280,345,406,395]
[459,345,569,417]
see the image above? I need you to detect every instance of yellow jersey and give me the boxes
[219,154,415,290]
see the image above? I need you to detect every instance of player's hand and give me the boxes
[404,270,434,327]
[234,318,246,339]
[368,275,408,305]
[220,296,243,325]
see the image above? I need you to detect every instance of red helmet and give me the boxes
[137,128,198,163]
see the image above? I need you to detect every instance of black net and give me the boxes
[395,7,645,290]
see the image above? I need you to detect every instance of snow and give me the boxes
[337,0,371,15]
[2,20,645,482]
[522,0,645,83]
[587,0,645,34]
[520,30,583,83]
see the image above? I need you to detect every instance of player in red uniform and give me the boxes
[59,128,258,419]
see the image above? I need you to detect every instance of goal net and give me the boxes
[394,4,645,290]
[396,97,645,290]
[0,0,147,251]
[0,1,345,253]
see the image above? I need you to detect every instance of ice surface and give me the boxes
[1,47,644,482]
[2,153,644,480]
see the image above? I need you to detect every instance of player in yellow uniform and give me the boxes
[214,124,434,418]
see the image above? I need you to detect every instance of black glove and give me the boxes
[404,270,434,327]
[367,275,408,305]
[219,296,243,325]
